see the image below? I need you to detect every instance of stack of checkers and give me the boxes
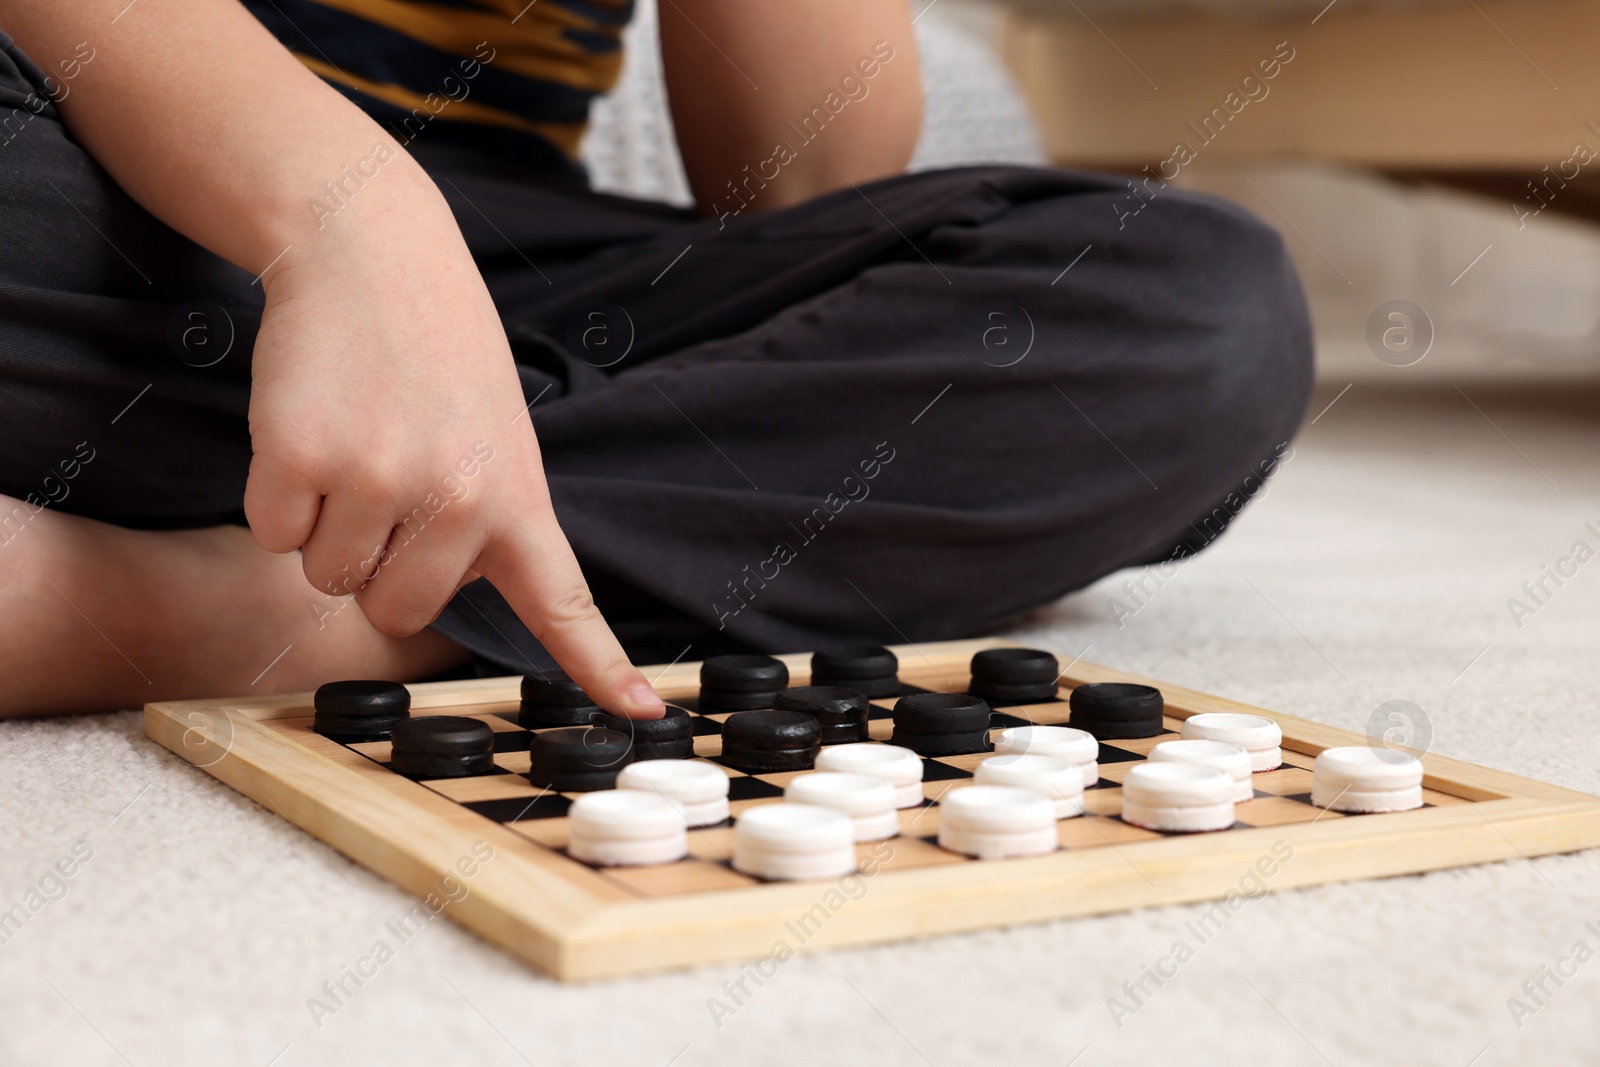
[528,727,632,791]
[699,655,789,711]
[784,772,900,841]
[1148,739,1254,803]
[519,670,601,728]
[389,717,496,779]
[567,790,688,867]
[593,706,694,760]
[1068,682,1166,739]
[733,804,856,880]
[937,786,1058,859]
[993,725,1099,787]
[974,754,1084,818]
[1312,747,1424,812]
[890,693,993,756]
[1180,713,1282,771]
[719,710,821,772]
[312,680,411,741]
[815,743,925,807]
[808,645,900,698]
[773,687,871,745]
[617,760,731,827]
[1121,763,1236,832]
[967,648,1060,704]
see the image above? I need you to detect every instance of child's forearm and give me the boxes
[0,0,449,277]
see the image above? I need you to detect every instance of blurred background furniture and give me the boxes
[997,0,1600,382]
[585,0,1600,384]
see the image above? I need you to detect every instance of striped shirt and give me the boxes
[244,0,634,175]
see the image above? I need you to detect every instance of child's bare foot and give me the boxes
[0,495,470,716]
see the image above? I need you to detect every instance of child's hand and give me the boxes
[241,196,665,719]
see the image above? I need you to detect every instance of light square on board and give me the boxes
[1059,814,1162,848]
[602,858,756,897]
[685,827,737,863]
[1007,702,1072,726]
[508,816,570,848]
[893,803,943,838]
[921,777,972,805]
[895,667,964,692]
[1082,787,1125,817]
[348,740,392,762]
[423,774,542,804]
[1095,761,1140,785]
[492,751,533,775]
[1235,795,1344,827]
[1104,732,1181,756]
[872,834,968,872]
[1251,767,1315,796]
[475,714,528,734]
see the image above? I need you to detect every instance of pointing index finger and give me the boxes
[475,523,665,720]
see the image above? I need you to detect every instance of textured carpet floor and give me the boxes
[5,385,1600,1067]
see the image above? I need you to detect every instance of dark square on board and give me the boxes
[727,777,786,801]
[462,793,572,822]
[690,714,724,736]
[491,731,532,753]
[921,758,974,782]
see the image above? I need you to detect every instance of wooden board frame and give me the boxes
[144,638,1600,981]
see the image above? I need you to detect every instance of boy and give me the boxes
[0,0,1311,717]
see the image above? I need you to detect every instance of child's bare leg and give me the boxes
[0,496,469,717]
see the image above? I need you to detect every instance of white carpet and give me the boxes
[7,384,1600,1067]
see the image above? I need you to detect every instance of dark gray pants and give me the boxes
[0,34,1313,674]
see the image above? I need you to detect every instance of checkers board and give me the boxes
[144,638,1600,981]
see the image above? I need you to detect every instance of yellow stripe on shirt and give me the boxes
[294,51,588,158]
[306,0,625,91]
